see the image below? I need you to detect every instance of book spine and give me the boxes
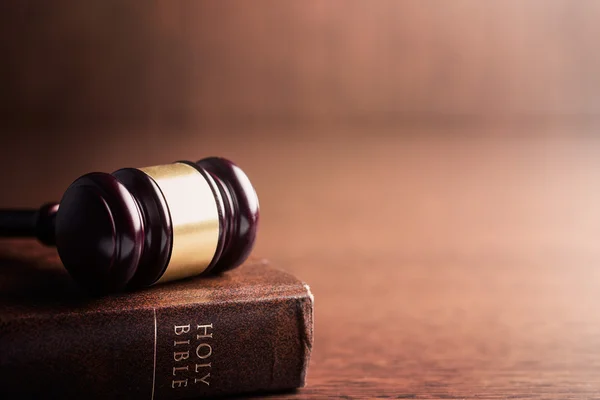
[0,290,313,399]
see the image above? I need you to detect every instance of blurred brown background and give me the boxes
[2,1,600,195]
[2,1,600,397]
[3,1,600,128]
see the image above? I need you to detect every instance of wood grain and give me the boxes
[253,130,600,399]
[4,130,600,398]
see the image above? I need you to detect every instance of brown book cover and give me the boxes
[0,240,313,399]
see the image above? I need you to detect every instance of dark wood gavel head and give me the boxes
[7,157,259,293]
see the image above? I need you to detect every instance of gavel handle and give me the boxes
[0,203,59,245]
[0,209,38,236]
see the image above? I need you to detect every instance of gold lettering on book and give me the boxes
[171,322,214,388]
[174,325,190,335]
[173,351,189,362]
[173,365,189,375]
[197,324,213,339]
[196,343,212,359]
[194,362,211,386]
[172,379,188,388]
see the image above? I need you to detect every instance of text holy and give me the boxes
[171,323,213,389]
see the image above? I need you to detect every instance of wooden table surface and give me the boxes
[3,128,600,398]
[251,129,600,399]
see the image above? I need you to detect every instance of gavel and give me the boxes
[0,157,259,293]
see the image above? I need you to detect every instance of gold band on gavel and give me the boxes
[139,162,220,283]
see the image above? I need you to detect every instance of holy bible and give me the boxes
[0,240,313,399]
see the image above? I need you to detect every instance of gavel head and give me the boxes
[54,157,259,293]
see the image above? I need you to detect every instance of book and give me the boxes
[0,240,313,399]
